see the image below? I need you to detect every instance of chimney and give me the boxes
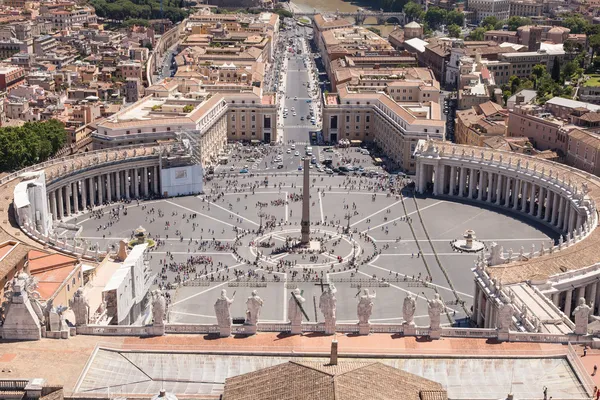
[507,393,514,400]
[330,339,338,365]
[516,94,524,105]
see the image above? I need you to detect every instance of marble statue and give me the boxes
[428,293,444,331]
[69,288,89,326]
[539,242,545,256]
[245,290,264,325]
[403,294,416,326]
[214,289,234,335]
[151,289,166,326]
[319,284,337,334]
[288,288,305,326]
[498,302,515,332]
[357,288,376,325]
[573,297,591,335]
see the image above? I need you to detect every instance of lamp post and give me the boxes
[344,211,352,234]
[258,210,266,233]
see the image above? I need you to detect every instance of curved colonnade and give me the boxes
[414,140,600,328]
[0,143,171,260]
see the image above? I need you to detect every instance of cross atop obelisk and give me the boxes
[300,157,310,244]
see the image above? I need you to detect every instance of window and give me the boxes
[167,127,170,131]
[346,116,350,123]
[356,116,360,123]
[152,128,156,132]
[366,116,370,123]
[330,116,338,129]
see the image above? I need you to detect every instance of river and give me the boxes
[288,0,399,37]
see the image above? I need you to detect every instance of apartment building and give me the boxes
[509,0,543,17]
[467,0,510,22]
[322,68,445,173]
[456,101,507,147]
[566,129,600,176]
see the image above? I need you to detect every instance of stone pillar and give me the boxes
[153,166,159,195]
[50,191,57,220]
[134,168,140,198]
[544,190,552,222]
[557,196,565,229]
[81,178,87,212]
[512,179,520,210]
[568,208,577,234]
[521,181,528,212]
[125,169,131,199]
[472,285,479,324]
[98,175,104,205]
[528,183,535,216]
[447,166,455,195]
[476,287,484,327]
[487,172,493,203]
[477,170,484,201]
[484,296,492,328]
[577,286,585,303]
[552,192,560,226]
[459,167,466,197]
[576,213,583,232]
[562,202,571,232]
[106,172,112,202]
[595,282,600,315]
[432,166,439,196]
[57,188,64,220]
[552,293,559,307]
[65,184,71,217]
[415,162,422,192]
[536,187,544,219]
[73,181,79,213]
[564,289,573,316]
[115,171,121,200]
[495,175,502,205]
[504,177,511,207]
[589,283,597,314]
[143,167,149,197]
[468,168,475,199]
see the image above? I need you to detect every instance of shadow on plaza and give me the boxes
[411,191,560,243]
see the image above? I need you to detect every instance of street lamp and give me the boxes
[344,211,352,234]
[258,210,267,233]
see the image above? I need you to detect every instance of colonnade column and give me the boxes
[504,177,511,207]
[50,191,57,220]
[495,175,502,206]
[564,289,573,316]
[153,166,159,195]
[99,175,105,205]
[477,170,484,201]
[521,181,528,212]
[468,169,475,199]
[449,166,456,196]
[107,173,113,202]
[81,178,87,210]
[487,172,493,203]
[134,168,140,198]
[536,187,544,219]
[568,207,577,234]
[73,181,79,213]
[562,203,571,232]
[57,188,64,220]
[588,283,597,314]
[544,190,552,222]
[143,167,149,197]
[552,192,560,226]
[65,184,71,217]
[459,167,466,196]
[512,179,520,211]
[116,171,121,200]
[125,170,130,199]
[528,183,536,216]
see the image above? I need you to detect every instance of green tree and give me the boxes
[589,34,600,61]
[480,16,502,30]
[562,13,589,34]
[403,1,423,22]
[367,27,381,36]
[424,7,447,30]
[506,16,531,31]
[0,120,67,172]
[446,10,464,27]
[468,27,486,40]
[448,24,461,38]
[275,9,292,18]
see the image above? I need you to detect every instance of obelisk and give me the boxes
[301,157,310,244]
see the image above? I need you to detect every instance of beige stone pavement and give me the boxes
[0,333,577,396]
